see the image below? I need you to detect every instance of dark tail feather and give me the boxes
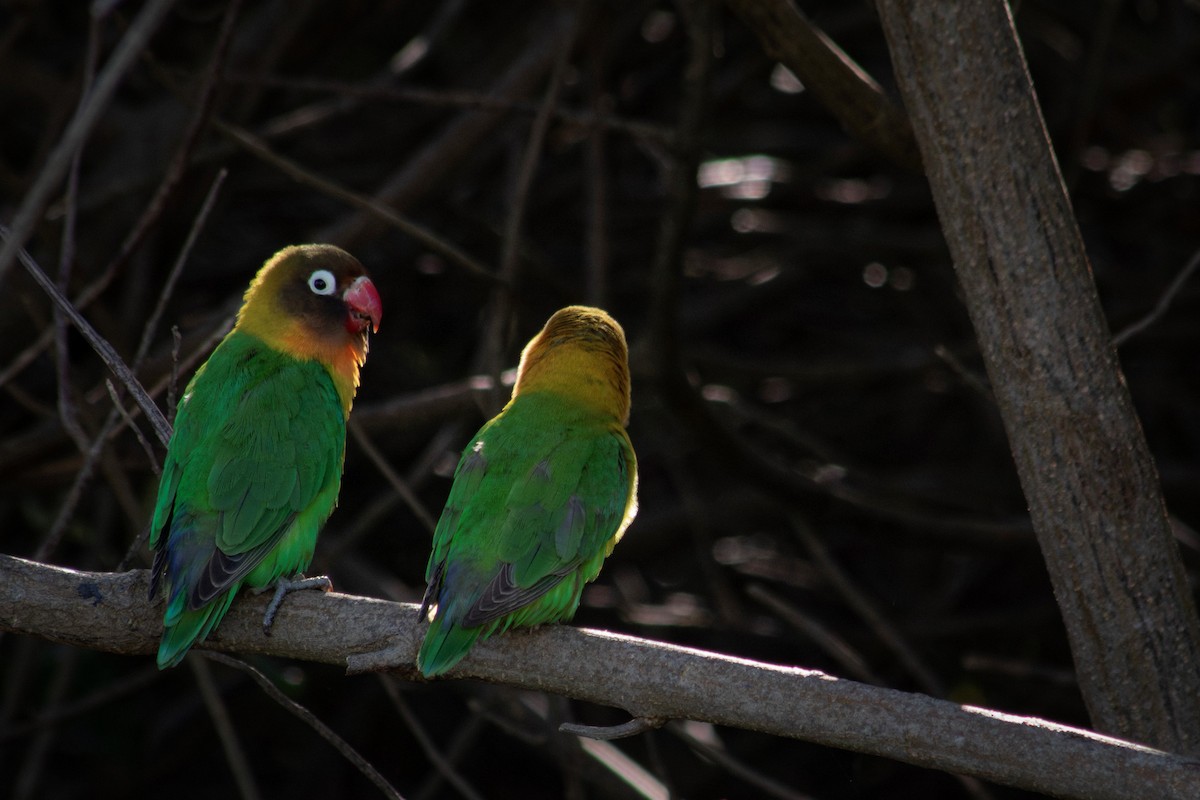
[417,615,481,677]
[156,590,237,669]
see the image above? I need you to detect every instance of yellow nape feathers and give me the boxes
[512,305,631,424]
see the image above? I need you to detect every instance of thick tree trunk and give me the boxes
[877,0,1200,754]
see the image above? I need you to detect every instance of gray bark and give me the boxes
[876,0,1200,753]
[2,554,1199,800]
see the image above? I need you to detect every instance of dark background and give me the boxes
[2,1,1199,798]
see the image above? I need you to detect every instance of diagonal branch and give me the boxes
[0,228,171,447]
[0,0,178,285]
[724,0,922,170]
[1,554,1198,800]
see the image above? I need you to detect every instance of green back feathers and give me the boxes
[149,331,346,668]
[418,306,638,677]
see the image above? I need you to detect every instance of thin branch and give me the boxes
[51,11,100,456]
[668,721,815,800]
[2,555,1198,800]
[0,0,240,398]
[0,0,178,285]
[40,164,226,533]
[222,74,675,145]
[790,515,946,696]
[348,418,437,534]
[131,169,228,372]
[203,653,406,800]
[745,583,882,686]
[1112,244,1200,347]
[214,120,497,283]
[316,14,571,246]
[377,676,485,800]
[189,657,263,800]
[0,228,171,447]
[560,716,665,741]
[723,0,921,170]
[480,3,583,408]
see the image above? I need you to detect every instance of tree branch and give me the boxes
[723,0,922,170]
[2,554,1198,800]
[0,0,178,285]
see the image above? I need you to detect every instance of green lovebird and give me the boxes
[418,305,638,676]
[148,244,382,669]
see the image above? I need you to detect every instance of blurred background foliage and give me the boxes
[1,0,1199,798]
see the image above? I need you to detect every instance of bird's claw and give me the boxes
[261,574,332,635]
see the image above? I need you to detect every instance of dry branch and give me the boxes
[724,0,921,170]
[0,0,177,285]
[2,554,1198,800]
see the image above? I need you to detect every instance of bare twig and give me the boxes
[103,380,159,474]
[91,0,242,295]
[222,74,675,144]
[32,166,226,545]
[746,583,882,686]
[378,676,486,800]
[480,4,584,408]
[317,15,571,246]
[189,657,264,800]
[51,12,101,456]
[668,721,815,800]
[1112,245,1200,347]
[347,418,438,534]
[723,0,922,170]
[214,120,496,283]
[0,0,178,285]
[560,716,665,740]
[0,227,171,447]
[131,169,228,371]
[790,515,945,696]
[203,653,406,800]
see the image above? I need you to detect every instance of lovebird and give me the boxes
[418,305,638,676]
[148,244,382,669]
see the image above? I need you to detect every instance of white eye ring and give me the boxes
[308,269,337,296]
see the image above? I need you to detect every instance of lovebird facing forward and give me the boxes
[418,306,638,676]
[148,244,381,669]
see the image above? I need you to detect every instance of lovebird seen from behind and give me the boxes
[148,244,382,669]
[418,305,638,676]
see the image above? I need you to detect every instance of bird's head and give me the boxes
[235,244,382,363]
[514,305,631,424]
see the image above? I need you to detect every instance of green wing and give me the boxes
[418,391,636,675]
[149,331,344,667]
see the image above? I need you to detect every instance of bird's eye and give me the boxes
[308,269,337,296]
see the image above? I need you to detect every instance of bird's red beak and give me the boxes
[343,276,382,334]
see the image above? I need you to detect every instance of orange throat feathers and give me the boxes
[235,302,367,418]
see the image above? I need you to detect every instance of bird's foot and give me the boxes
[260,574,332,635]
